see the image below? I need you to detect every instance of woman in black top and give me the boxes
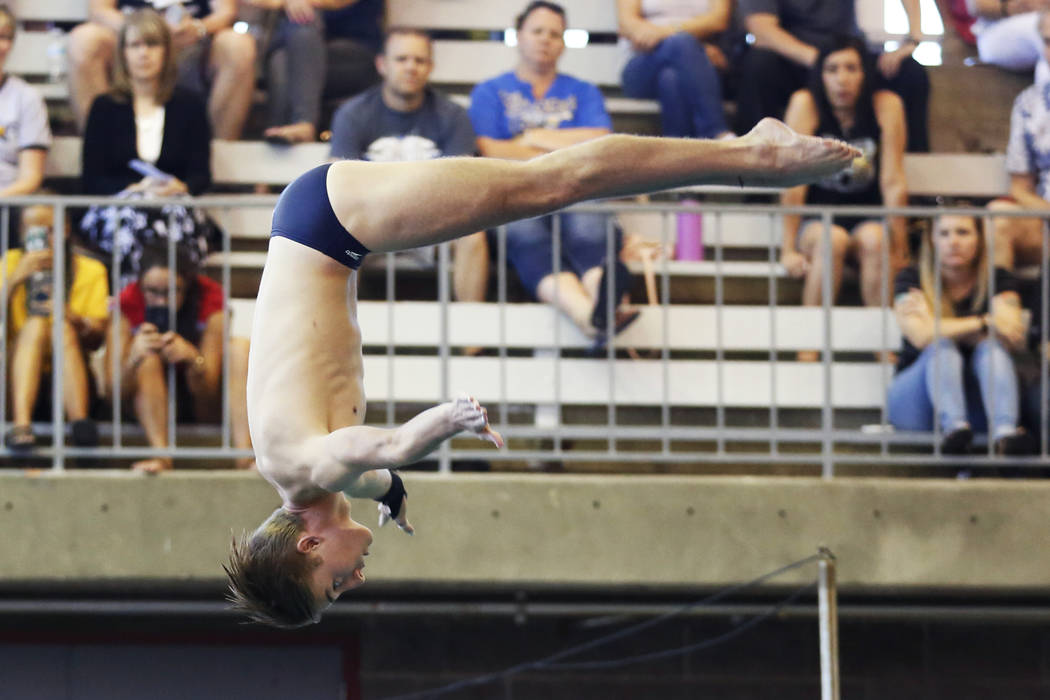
[780,35,908,339]
[888,213,1029,455]
[78,9,214,285]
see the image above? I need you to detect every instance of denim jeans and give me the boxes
[887,337,1020,437]
[504,212,616,295]
[621,32,728,138]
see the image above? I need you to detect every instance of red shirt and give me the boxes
[119,275,224,342]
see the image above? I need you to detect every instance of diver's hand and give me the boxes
[450,393,504,447]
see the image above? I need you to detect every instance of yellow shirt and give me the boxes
[3,249,109,336]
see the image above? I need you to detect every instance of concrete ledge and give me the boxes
[1,472,1048,593]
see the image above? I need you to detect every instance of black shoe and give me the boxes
[995,429,1033,456]
[588,308,641,356]
[940,426,973,455]
[70,419,99,447]
[591,259,632,332]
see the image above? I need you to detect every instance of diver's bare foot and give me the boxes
[739,118,861,188]
[234,456,256,470]
[132,457,172,474]
[264,122,316,144]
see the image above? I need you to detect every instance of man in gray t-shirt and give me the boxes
[328,28,487,302]
[735,0,931,152]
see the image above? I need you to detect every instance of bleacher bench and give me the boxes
[223,299,899,410]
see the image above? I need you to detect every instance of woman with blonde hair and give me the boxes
[78,8,215,286]
[888,212,1029,455]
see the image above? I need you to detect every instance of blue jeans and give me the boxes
[504,212,616,296]
[887,337,1020,437]
[621,32,728,139]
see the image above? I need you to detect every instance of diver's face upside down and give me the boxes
[301,517,374,610]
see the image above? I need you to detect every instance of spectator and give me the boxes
[968,0,1049,79]
[617,0,734,139]
[469,1,636,346]
[780,36,908,333]
[888,213,1029,455]
[736,0,931,152]
[78,9,217,288]
[0,5,49,197]
[3,205,109,450]
[329,27,487,304]
[112,244,252,473]
[67,0,255,139]
[989,11,1050,270]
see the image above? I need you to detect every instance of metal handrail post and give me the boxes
[51,203,66,471]
[820,211,833,478]
[437,241,451,474]
[818,547,840,700]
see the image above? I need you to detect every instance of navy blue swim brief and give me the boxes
[270,162,371,270]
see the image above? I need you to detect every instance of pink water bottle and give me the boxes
[675,199,704,261]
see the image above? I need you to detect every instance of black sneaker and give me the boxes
[70,419,99,447]
[995,430,1033,456]
[941,426,973,455]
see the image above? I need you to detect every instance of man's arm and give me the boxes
[310,396,501,492]
[878,0,924,79]
[0,150,45,197]
[745,13,818,67]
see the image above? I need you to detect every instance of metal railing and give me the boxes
[0,195,1048,475]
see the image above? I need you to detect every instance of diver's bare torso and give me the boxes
[247,236,364,506]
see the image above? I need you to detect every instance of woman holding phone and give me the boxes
[112,244,252,473]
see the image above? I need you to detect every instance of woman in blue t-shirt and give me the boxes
[469,2,636,349]
[779,35,908,345]
[888,213,1029,455]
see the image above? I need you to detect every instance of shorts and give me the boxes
[270,163,371,269]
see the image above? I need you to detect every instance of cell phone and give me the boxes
[129,159,174,183]
[144,306,171,334]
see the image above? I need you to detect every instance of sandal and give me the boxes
[6,425,37,451]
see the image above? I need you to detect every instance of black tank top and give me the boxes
[805,102,882,209]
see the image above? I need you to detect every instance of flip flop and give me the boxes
[588,308,641,356]
[6,425,36,451]
[591,259,632,332]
